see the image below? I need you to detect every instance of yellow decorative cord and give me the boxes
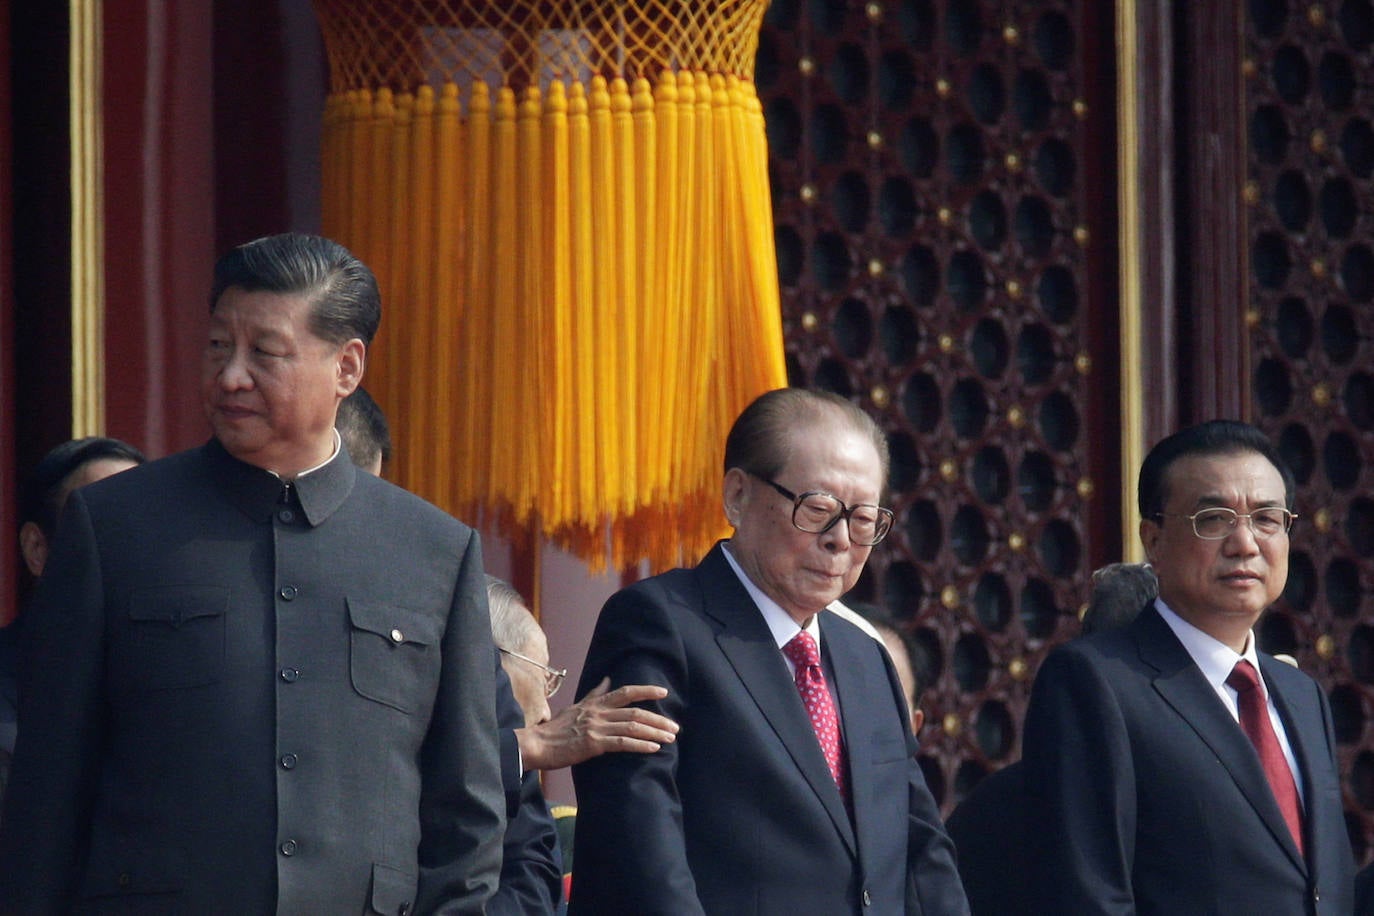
[313,0,784,571]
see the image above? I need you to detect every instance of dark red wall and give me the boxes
[3,1,327,621]
[102,0,216,460]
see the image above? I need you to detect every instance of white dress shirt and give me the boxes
[1155,598,1304,803]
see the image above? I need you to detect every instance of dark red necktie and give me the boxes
[1226,659,1304,855]
[783,631,846,799]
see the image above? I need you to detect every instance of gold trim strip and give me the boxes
[70,0,104,436]
[1116,0,1144,562]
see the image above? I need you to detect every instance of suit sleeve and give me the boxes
[892,661,969,916]
[1357,863,1374,915]
[488,660,562,916]
[906,768,970,916]
[944,763,1025,916]
[1021,645,1137,915]
[414,532,506,915]
[569,586,706,916]
[0,492,107,913]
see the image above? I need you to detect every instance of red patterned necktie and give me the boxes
[1226,659,1304,856]
[783,631,847,799]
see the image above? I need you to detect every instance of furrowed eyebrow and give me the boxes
[1192,495,1286,509]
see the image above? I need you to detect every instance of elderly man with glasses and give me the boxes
[1023,419,1354,914]
[483,575,679,915]
[485,575,678,770]
[569,388,967,915]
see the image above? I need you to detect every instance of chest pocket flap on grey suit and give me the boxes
[114,586,229,692]
[347,599,444,714]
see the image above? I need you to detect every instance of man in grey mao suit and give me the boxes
[570,388,968,915]
[1023,420,1355,914]
[0,234,505,914]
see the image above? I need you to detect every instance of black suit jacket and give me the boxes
[945,761,1026,916]
[491,656,562,915]
[1023,603,1354,914]
[570,543,967,915]
[1355,861,1374,915]
[0,440,505,914]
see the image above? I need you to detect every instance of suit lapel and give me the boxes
[822,616,887,856]
[698,548,857,855]
[1262,657,1326,865]
[1137,608,1306,872]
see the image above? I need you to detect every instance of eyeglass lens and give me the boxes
[793,493,892,545]
[1191,507,1292,539]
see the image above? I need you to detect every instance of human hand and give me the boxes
[516,677,678,771]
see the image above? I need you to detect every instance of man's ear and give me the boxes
[337,339,365,397]
[722,468,749,528]
[1139,516,1161,564]
[19,521,48,578]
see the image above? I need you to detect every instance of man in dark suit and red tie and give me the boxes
[1023,420,1355,914]
[570,388,968,915]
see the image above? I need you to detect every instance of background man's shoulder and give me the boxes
[76,444,211,507]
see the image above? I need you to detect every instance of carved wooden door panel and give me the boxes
[1246,0,1374,863]
[758,0,1119,810]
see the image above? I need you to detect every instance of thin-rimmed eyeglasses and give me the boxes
[499,647,568,698]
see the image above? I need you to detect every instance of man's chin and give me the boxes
[1218,603,1268,622]
[212,427,265,462]
[1208,588,1272,616]
[802,588,844,615]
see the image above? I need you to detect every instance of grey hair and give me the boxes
[486,574,541,653]
[1082,563,1158,636]
[337,386,391,472]
[723,388,890,489]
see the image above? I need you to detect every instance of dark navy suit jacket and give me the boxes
[491,655,562,915]
[1023,603,1354,914]
[945,760,1027,916]
[570,543,967,915]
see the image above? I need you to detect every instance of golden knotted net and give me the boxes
[312,0,786,572]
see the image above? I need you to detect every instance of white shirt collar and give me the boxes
[1153,597,1304,796]
[268,428,341,482]
[1155,598,1264,696]
[721,542,823,652]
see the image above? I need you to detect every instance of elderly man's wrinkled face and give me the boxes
[500,626,553,729]
[724,415,884,624]
[202,288,362,476]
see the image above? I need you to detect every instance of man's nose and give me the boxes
[819,516,854,551]
[218,348,253,389]
[1223,518,1262,553]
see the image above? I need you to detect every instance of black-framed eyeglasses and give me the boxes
[752,473,894,546]
[1153,506,1296,541]
[498,647,568,698]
